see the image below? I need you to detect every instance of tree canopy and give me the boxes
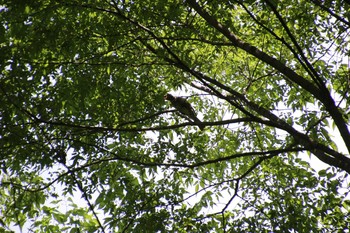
[1,0,350,232]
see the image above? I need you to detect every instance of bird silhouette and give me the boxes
[164,93,205,130]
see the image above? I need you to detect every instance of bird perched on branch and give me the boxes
[164,93,205,130]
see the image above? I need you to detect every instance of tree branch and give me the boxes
[185,0,350,167]
[263,0,325,88]
[310,0,350,27]
[67,167,106,233]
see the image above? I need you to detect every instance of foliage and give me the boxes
[0,0,350,232]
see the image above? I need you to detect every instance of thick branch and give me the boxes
[185,0,323,100]
[185,0,350,162]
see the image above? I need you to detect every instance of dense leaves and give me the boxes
[0,0,349,232]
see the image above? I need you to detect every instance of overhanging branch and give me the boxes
[185,0,350,168]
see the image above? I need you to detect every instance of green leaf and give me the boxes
[1,0,349,232]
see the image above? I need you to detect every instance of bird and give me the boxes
[164,93,205,130]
